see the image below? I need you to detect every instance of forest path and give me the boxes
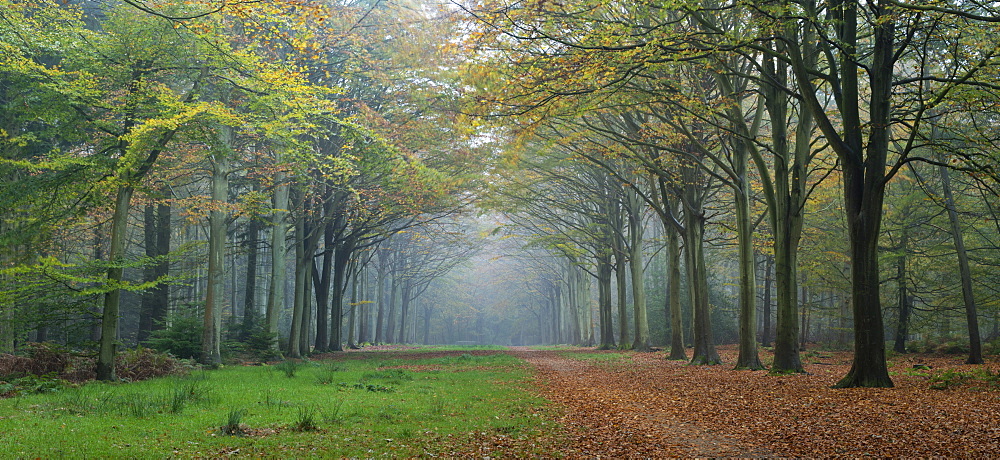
[507,347,771,458]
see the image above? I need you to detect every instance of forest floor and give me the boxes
[508,345,1000,457]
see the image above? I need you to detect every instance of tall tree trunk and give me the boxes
[358,265,370,345]
[893,231,911,354]
[627,190,649,351]
[139,203,158,342]
[575,269,590,345]
[761,255,773,348]
[422,304,433,345]
[938,163,983,364]
[299,257,312,356]
[266,174,290,354]
[550,284,561,344]
[733,160,762,369]
[91,225,105,343]
[666,218,686,359]
[399,283,412,344]
[347,264,358,349]
[763,8,815,375]
[614,248,629,347]
[714,66,763,370]
[786,0,892,388]
[312,216,335,353]
[682,166,720,365]
[800,282,809,350]
[202,152,230,367]
[287,195,307,359]
[596,255,616,349]
[328,239,354,351]
[97,185,134,381]
[386,271,399,343]
[375,257,387,343]
[242,211,260,340]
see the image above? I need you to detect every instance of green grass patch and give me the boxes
[0,351,560,457]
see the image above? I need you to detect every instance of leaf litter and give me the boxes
[508,345,1000,458]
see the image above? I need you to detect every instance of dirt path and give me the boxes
[509,348,770,458]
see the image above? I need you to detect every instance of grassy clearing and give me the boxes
[0,350,559,458]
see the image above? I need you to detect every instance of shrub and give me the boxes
[0,374,64,397]
[0,343,185,392]
[116,347,187,381]
[144,309,203,360]
[222,321,279,363]
[0,342,71,378]
[929,368,1000,390]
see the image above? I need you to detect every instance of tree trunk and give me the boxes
[596,255,615,349]
[785,0,892,388]
[762,7,816,375]
[614,248,629,347]
[733,158,763,370]
[800,283,809,351]
[299,257,312,356]
[579,265,594,345]
[399,283,412,344]
[287,199,307,359]
[386,272,399,343]
[938,163,983,364]
[328,239,354,351]
[550,284,560,344]
[202,153,229,367]
[266,174,290,354]
[347,264,358,349]
[139,203,158,343]
[893,231,911,354]
[422,304,433,345]
[90,225,105,343]
[665,218,686,360]
[627,190,649,351]
[97,185,134,381]
[242,211,260,340]
[312,217,335,353]
[833,217,892,388]
[136,203,159,343]
[761,255,773,348]
[358,265,370,344]
[682,166,720,365]
[375,256,387,343]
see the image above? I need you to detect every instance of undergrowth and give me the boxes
[0,343,187,395]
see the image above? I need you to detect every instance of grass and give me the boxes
[0,349,559,457]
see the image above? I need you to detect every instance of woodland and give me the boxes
[2,0,1000,455]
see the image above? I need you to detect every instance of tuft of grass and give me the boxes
[293,405,320,432]
[322,398,346,425]
[118,392,155,418]
[221,408,247,436]
[275,360,300,378]
[315,362,343,385]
